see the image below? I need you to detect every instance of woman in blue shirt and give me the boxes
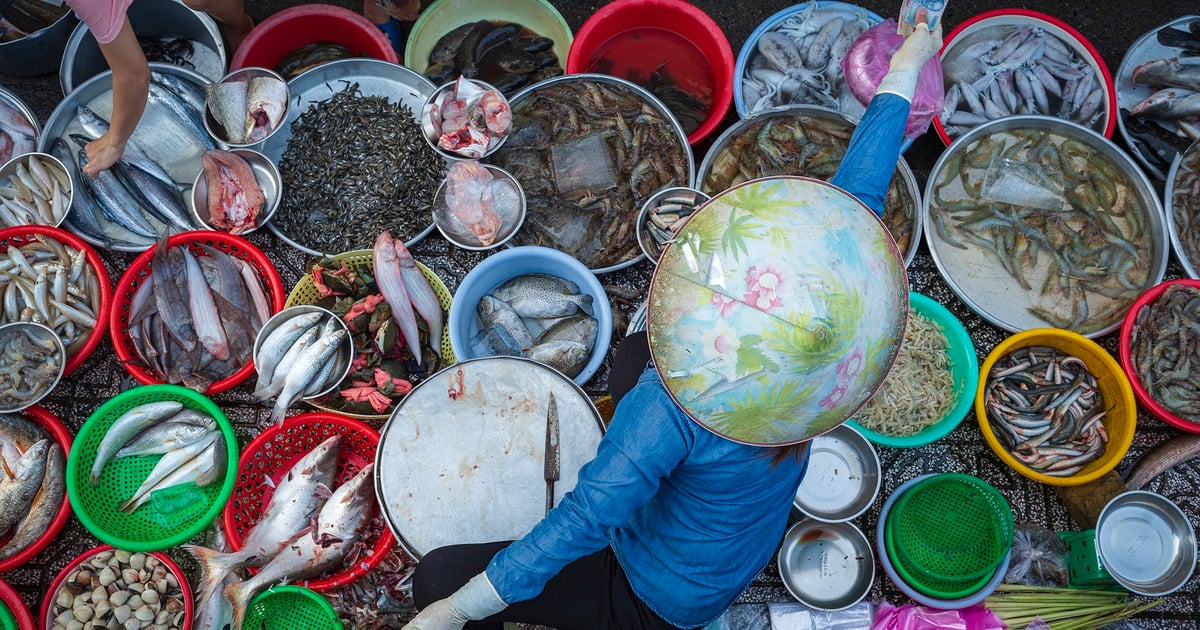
[404,17,943,630]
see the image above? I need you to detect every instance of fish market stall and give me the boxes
[2,0,1200,628]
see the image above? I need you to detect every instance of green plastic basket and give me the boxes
[1058,529,1117,588]
[887,473,1014,587]
[65,384,239,552]
[0,599,15,630]
[884,508,998,599]
[244,585,343,630]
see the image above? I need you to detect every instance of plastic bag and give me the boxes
[840,18,944,139]
[768,601,873,629]
[871,603,1004,630]
[1005,524,1069,587]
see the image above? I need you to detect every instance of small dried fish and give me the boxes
[854,307,956,437]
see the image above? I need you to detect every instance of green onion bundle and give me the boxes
[985,584,1161,630]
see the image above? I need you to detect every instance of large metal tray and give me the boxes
[259,58,441,256]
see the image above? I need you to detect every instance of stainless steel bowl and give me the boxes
[432,164,526,251]
[1096,490,1197,597]
[0,152,72,228]
[696,104,922,267]
[203,67,290,149]
[636,186,709,266]
[252,306,354,400]
[0,87,42,142]
[0,321,65,413]
[1165,139,1200,279]
[793,424,881,523]
[777,519,874,611]
[421,78,512,161]
[924,115,1167,337]
[190,148,282,235]
[59,0,227,94]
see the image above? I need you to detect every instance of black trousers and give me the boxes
[409,333,684,630]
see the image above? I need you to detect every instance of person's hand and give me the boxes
[81,133,126,177]
[888,18,943,75]
[401,598,471,630]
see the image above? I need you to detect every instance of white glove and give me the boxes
[876,20,944,101]
[403,572,508,630]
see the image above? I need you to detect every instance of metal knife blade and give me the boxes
[544,392,560,515]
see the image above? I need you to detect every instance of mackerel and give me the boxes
[151,70,208,115]
[113,161,195,230]
[73,143,161,239]
[74,104,185,191]
[147,82,217,150]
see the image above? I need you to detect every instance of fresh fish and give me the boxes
[0,412,48,453]
[150,238,198,353]
[114,417,215,458]
[152,70,208,115]
[524,340,590,378]
[254,320,323,397]
[50,140,150,249]
[245,76,288,143]
[112,161,195,230]
[1125,435,1200,490]
[253,311,325,391]
[73,143,162,239]
[205,80,249,144]
[89,400,185,485]
[490,273,594,318]
[118,432,222,514]
[226,463,377,630]
[469,322,525,357]
[186,435,340,598]
[147,81,217,150]
[1132,57,1200,92]
[194,571,238,630]
[477,295,534,351]
[373,231,423,366]
[201,149,265,234]
[264,330,348,426]
[180,246,231,362]
[74,105,184,191]
[0,442,63,560]
[1129,87,1200,119]
[0,439,48,536]
[536,314,598,348]
[393,236,443,356]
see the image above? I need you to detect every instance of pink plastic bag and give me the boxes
[841,18,945,139]
[871,602,1005,630]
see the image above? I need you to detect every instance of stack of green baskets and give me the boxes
[884,473,1015,599]
[245,585,344,630]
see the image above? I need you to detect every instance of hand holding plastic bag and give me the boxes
[841,18,945,138]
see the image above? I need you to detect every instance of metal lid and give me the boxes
[1096,490,1197,596]
[793,424,881,522]
[777,519,874,611]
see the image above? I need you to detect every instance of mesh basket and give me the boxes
[244,585,343,630]
[0,225,112,377]
[884,511,997,599]
[0,405,73,573]
[64,385,239,551]
[285,249,456,421]
[887,473,1014,586]
[0,577,29,630]
[222,412,394,591]
[108,230,286,395]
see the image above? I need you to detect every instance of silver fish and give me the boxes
[225,463,377,630]
[266,330,349,426]
[0,442,63,560]
[524,340,591,378]
[253,311,325,390]
[118,433,222,514]
[180,246,230,362]
[253,319,324,397]
[114,417,216,458]
[112,161,195,230]
[1129,87,1200,119]
[1131,57,1200,92]
[74,105,184,191]
[490,273,594,318]
[74,148,163,239]
[186,435,340,598]
[89,400,185,485]
[0,438,49,536]
[152,71,207,114]
[147,82,217,150]
[477,295,534,351]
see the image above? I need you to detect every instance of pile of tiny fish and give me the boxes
[0,233,104,359]
[701,110,916,256]
[0,323,61,411]
[940,24,1109,138]
[855,307,956,437]
[425,20,564,95]
[0,0,68,42]
[488,78,690,269]
[422,76,512,158]
[199,149,266,234]
[740,1,876,116]
[300,235,445,417]
[55,72,210,250]
[125,238,273,392]
[1172,142,1200,267]
[205,74,288,145]
[437,161,522,247]
[0,95,36,165]
[0,153,69,228]
[185,437,378,630]
[472,273,598,379]
[277,42,357,80]
[639,189,705,261]
[928,128,1153,334]
[252,309,349,426]
[90,401,224,514]
[275,83,446,253]
[984,345,1109,477]
[1129,284,1200,424]
[0,412,63,561]
[1124,21,1200,174]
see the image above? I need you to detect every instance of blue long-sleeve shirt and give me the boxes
[485,92,911,628]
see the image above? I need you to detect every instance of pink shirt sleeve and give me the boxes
[65,0,137,44]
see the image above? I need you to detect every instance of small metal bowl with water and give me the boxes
[777,519,874,611]
[1096,490,1196,597]
[190,148,282,235]
[0,322,66,413]
[252,305,355,401]
[0,152,72,228]
[793,424,880,523]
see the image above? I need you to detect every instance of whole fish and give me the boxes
[1125,434,1200,490]
[89,400,185,485]
[180,246,231,362]
[0,439,49,536]
[0,412,49,455]
[0,442,63,560]
[536,314,598,348]
[226,463,377,630]
[393,235,443,356]
[245,76,288,143]
[118,433,222,514]
[373,231,423,365]
[253,319,325,397]
[152,70,207,115]
[524,340,591,378]
[1132,57,1200,92]
[150,238,199,353]
[73,143,163,239]
[74,105,183,191]
[265,329,349,426]
[147,81,217,150]
[253,311,325,391]
[113,161,195,230]
[1129,87,1200,119]
[490,273,594,318]
[186,435,340,598]
[477,295,534,351]
[114,417,215,458]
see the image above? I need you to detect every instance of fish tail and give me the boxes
[225,580,251,630]
[575,293,595,317]
[269,394,290,427]
[185,544,247,603]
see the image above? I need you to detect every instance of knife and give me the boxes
[544,392,560,516]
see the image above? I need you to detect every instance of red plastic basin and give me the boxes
[230,3,397,71]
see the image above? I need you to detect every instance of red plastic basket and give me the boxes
[0,225,112,376]
[223,412,394,591]
[108,231,285,395]
[1119,279,1200,434]
[40,545,194,630]
[0,405,73,573]
[0,577,33,630]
